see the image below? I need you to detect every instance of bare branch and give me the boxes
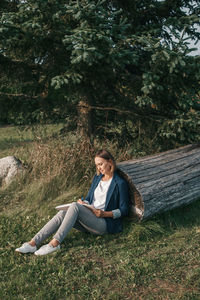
[77,102,169,122]
[0,92,39,99]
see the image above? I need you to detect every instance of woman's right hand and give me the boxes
[77,199,84,205]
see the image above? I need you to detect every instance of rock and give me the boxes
[0,156,23,186]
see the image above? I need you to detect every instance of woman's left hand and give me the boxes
[92,209,104,218]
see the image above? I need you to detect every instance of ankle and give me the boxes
[29,240,36,247]
[49,239,60,247]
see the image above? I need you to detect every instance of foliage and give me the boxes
[0,0,200,144]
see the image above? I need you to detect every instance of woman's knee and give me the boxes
[69,202,80,212]
[56,210,67,219]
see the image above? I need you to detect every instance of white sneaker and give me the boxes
[34,244,60,256]
[15,242,37,254]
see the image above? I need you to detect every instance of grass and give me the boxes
[0,124,63,156]
[0,125,200,299]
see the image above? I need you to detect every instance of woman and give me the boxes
[15,149,130,256]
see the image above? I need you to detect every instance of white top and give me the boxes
[92,177,113,210]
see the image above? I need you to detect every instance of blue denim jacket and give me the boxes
[84,171,130,234]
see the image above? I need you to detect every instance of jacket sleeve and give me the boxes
[117,179,130,217]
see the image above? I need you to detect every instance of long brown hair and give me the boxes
[95,149,116,175]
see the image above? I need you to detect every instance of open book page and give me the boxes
[81,203,95,211]
[55,203,73,210]
[55,202,95,211]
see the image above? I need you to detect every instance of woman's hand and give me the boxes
[92,209,104,218]
[77,199,85,205]
[92,210,114,218]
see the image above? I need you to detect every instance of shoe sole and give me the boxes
[34,248,60,256]
[15,249,36,254]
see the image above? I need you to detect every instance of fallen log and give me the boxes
[117,144,200,220]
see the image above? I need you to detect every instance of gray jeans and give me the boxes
[33,202,107,245]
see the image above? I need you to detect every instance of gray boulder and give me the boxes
[0,156,23,186]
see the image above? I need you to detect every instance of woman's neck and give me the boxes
[102,173,113,181]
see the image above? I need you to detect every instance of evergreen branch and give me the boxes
[0,54,42,71]
[0,92,39,99]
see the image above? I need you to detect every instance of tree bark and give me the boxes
[117,144,200,220]
[77,98,92,140]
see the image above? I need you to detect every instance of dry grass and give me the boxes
[0,127,136,214]
[14,132,134,185]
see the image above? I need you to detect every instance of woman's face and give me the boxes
[94,157,112,175]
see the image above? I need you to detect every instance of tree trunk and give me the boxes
[77,98,92,140]
[117,144,200,220]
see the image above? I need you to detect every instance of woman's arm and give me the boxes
[92,209,113,218]
[92,179,129,219]
[117,180,130,217]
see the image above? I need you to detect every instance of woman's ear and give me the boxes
[109,160,113,169]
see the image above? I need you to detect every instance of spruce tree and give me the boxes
[0,0,199,143]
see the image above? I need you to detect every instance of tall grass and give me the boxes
[0,126,137,214]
